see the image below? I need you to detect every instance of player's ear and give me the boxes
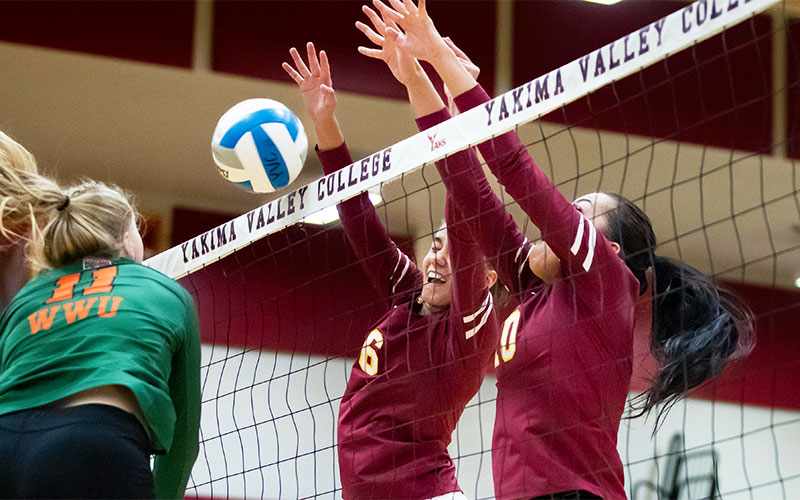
[486,269,498,289]
[609,241,621,256]
[121,229,136,259]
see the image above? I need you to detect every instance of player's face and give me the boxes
[121,216,144,263]
[573,192,615,232]
[420,228,452,308]
[527,193,617,283]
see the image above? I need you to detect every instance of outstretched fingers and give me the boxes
[282,61,304,84]
[373,0,404,24]
[356,20,385,47]
[288,46,311,79]
[357,46,383,60]
[362,5,387,36]
[385,27,403,43]
[319,50,332,84]
[388,0,408,15]
[306,41,321,76]
[402,0,420,15]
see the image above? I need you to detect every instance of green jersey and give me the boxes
[0,257,200,500]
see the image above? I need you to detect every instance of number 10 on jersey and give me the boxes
[495,309,520,367]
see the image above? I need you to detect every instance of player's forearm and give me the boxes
[403,73,445,119]
[312,115,345,152]
[415,108,482,210]
[428,44,478,100]
[415,109,517,289]
[153,307,201,500]
[316,143,404,296]
[454,85,597,267]
[453,85,529,183]
[445,197,489,312]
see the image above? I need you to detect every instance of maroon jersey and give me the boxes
[317,138,498,500]
[450,85,639,500]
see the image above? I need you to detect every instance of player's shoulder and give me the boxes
[118,260,194,309]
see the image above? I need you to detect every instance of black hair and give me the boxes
[603,193,755,428]
[484,258,510,307]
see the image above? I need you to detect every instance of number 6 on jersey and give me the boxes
[358,329,384,376]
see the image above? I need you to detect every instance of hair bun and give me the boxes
[56,196,70,212]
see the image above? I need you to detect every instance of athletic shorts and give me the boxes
[0,403,154,499]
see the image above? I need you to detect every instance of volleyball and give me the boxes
[211,98,308,193]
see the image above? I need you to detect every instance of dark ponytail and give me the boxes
[603,194,755,427]
[633,256,754,426]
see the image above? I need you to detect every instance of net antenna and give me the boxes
[144,0,780,279]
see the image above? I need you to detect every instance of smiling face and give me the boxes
[420,227,452,308]
[527,192,619,283]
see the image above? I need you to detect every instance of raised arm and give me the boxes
[283,43,420,302]
[358,18,497,340]
[153,295,200,500]
[375,0,618,281]
[357,6,540,295]
[452,84,616,280]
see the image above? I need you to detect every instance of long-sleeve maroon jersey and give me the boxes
[316,139,498,500]
[450,85,640,500]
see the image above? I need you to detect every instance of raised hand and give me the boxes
[444,37,480,80]
[371,0,451,64]
[356,5,424,86]
[282,42,336,125]
[282,42,343,150]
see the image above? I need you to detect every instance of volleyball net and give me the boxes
[145,0,800,498]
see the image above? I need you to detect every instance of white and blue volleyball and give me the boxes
[212,98,308,193]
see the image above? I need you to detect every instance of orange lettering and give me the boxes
[63,298,98,324]
[84,266,117,295]
[28,306,62,334]
[46,274,80,303]
[97,296,123,318]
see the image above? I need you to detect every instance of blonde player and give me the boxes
[0,136,200,499]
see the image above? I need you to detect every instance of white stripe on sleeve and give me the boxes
[570,214,586,256]
[519,243,535,277]
[582,222,597,271]
[462,292,491,323]
[514,238,529,265]
[391,249,411,294]
[463,293,494,340]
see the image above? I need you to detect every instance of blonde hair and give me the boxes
[0,130,38,175]
[0,131,138,272]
